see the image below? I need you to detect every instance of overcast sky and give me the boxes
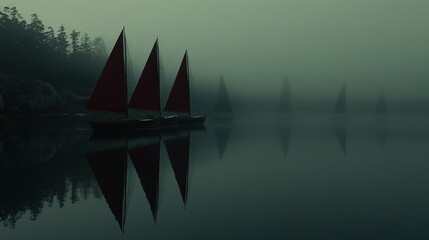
[3,0,429,104]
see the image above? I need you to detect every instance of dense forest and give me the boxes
[0,6,106,95]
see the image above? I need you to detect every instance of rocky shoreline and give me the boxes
[0,72,90,132]
[0,72,88,114]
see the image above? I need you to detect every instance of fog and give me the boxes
[4,0,429,112]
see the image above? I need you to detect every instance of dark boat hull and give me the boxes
[160,115,180,128]
[89,118,160,132]
[178,115,206,126]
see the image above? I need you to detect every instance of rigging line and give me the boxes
[188,56,198,115]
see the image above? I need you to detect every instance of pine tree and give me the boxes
[70,30,80,55]
[80,33,92,57]
[92,37,107,58]
[56,25,69,55]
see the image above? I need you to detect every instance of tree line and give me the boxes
[0,6,107,95]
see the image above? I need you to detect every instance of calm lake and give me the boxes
[1,113,429,239]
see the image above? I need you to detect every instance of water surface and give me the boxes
[1,114,429,239]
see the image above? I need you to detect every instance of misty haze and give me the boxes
[1,1,429,239]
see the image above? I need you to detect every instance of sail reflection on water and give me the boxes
[279,123,292,158]
[215,125,232,159]
[163,131,191,205]
[87,145,128,232]
[334,121,346,155]
[129,137,161,221]
[86,129,198,231]
[375,90,388,149]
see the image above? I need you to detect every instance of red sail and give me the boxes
[87,30,126,113]
[164,52,190,114]
[128,40,160,112]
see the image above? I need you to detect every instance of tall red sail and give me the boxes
[128,40,160,113]
[87,30,126,113]
[164,52,190,114]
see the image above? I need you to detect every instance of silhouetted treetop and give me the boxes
[0,6,107,96]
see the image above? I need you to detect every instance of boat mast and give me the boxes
[122,139,128,232]
[123,27,129,119]
[156,38,161,117]
[185,50,191,117]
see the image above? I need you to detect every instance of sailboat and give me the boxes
[164,51,206,126]
[214,75,234,120]
[87,145,128,233]
[86,28,160,132]
[128,39,179,128]
[334,83,346,116]
[278,76,292,114]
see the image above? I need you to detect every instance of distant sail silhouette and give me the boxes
[279,76,292,114]
[128,137,161,222]
[215,126,232,159]
[334,83,346,115]
[163,132,190,205]
[87,146,128,232]
[376,90,388,115]
[334,121,346,154]
[214,76,233,114]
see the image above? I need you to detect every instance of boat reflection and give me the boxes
[86,128,201,232]
[376,117,388,149]
[334,120,346,155]
[87,145,128,232]
[129,136,161,221]
[279,123,292,158]
[215,124,232,159]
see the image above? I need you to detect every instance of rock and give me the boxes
[0,73,64,113]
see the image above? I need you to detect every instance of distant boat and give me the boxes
[334,83,346,116]
[87,146,128,233]
[128,137,161,222]
[278,76,292,114]
[128,39,179,128]
[86,28,159,132]
[376,90,388,115]
[164,51,206,126]
[214,75,234,120]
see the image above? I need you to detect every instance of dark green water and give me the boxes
[1,114,429,240]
